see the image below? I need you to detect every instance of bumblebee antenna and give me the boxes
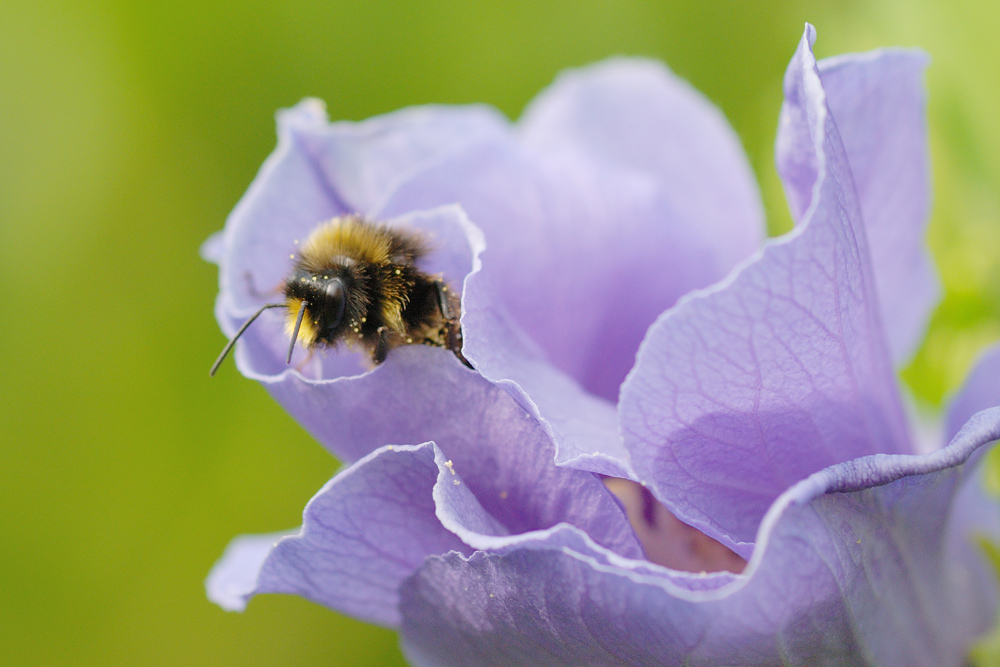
[210,303,285,377]
[287,300,308,364]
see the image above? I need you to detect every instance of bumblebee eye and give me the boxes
[324,278,346,330]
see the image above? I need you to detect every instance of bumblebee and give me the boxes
[210,215,467,376]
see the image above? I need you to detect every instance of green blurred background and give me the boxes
[2,0,999,664]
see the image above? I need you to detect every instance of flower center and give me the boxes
[605,478,746,574]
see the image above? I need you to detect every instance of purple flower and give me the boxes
[204,25,1000,666]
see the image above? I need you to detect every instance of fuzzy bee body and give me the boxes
[210,216,466,376]
[285,215,463,362]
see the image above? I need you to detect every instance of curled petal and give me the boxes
[399,407,1000,667]
[778,48,938,366]
[281,341,640,556]
[206,444,468,627]
[206,353,644,622]
[619,24,910,551]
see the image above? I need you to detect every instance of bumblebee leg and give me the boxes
[373,327,390,365]
[443,320,473,369]
[432,280,471,368]
[433,280,452,320]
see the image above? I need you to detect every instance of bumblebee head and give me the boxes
[283,269,348,352]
